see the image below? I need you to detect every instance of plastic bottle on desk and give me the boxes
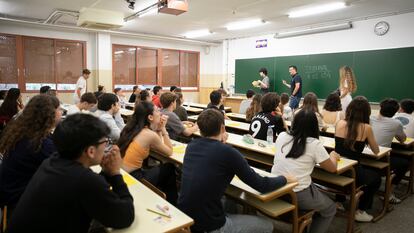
[266,126,273,145]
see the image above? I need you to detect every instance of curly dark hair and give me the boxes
[0,94,60,155]
[323,92,342,112]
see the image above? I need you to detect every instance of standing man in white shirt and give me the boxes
[73,69,91,104]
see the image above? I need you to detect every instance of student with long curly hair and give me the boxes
[0,94,61,216]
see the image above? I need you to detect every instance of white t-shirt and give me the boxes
[370,115,406,147]
[282,105,293,121]
[271,132,330,192]
[73,76,87,103]
[66,105,81,115]
[239,99,252,114]
[394,112,414,138]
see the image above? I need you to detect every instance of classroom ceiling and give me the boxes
[1,0,414,42]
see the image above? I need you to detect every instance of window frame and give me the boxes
[112,43,199,92]
[0,33,87,93]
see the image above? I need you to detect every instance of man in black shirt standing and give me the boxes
[178,109,295,233]
[282,65,302,110]
[7,114,134,233]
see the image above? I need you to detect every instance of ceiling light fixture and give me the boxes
[288,2,347,18]
[274,22,352,39]
[226,19,265,30]
[183,29,212,38]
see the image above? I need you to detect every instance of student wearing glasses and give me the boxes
[6,114,134,233]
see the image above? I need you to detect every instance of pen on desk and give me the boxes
[146,208,171,218]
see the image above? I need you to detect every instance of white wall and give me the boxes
[226,12,414,86]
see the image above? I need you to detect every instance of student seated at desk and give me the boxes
[370,98,408,204]
[94,85,106,99]
[0,95,61,218]
[239,89,255,114]
[321,92,344,127]
[207,90,230,119]
[114,87,128,109]
[178,109,295,233]
[272,110,339,233]
[128,85,140,103]
[174,92,188,121]
[95,93,125,141]
[6,114,134,233]
[66,92,97,115]
[0,88,23,130]
[249,92,286,141]
[118,101,178,205]
[334,96,380,222]
[160,92,198,140]
[295,92,325,130]
[394,99,414,138]
[136,89,152,105]
[279,92,293,121]
[246,94,262,122]
[152,85,162,108]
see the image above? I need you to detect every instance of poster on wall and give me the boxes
[256,39,267,48]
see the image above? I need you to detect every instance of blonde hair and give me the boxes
[339,66,357,93]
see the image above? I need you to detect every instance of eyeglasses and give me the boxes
[96,138,113,154]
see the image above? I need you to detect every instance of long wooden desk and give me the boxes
[183,106,203,114]
[188,115,250,132]
[183,102,232,112]
[226,112,248,122]
[90,166,193,233]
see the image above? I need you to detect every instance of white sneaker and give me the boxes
[355,210,373,222]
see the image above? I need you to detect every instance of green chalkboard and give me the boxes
[235,47,414,102]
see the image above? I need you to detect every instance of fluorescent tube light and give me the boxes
[226,19,265,30]
[288,2,347,18]
[274,22,352,39]
[183,29,212,38]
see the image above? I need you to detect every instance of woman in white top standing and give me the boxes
[272,110,339,233]
[339,66,357,113]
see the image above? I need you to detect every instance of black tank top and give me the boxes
[335,136,366,162]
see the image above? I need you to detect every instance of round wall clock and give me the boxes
[374,21,390,36]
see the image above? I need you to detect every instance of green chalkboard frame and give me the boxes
[235,47,414,102]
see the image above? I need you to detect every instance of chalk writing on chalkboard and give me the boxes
[304,65,332,80]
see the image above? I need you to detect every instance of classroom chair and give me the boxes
[225,185,314,233]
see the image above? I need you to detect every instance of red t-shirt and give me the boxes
[152,95,161,108]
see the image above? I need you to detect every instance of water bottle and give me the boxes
[266,126,273,145]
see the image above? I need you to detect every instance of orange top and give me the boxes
[123,141,150,170]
